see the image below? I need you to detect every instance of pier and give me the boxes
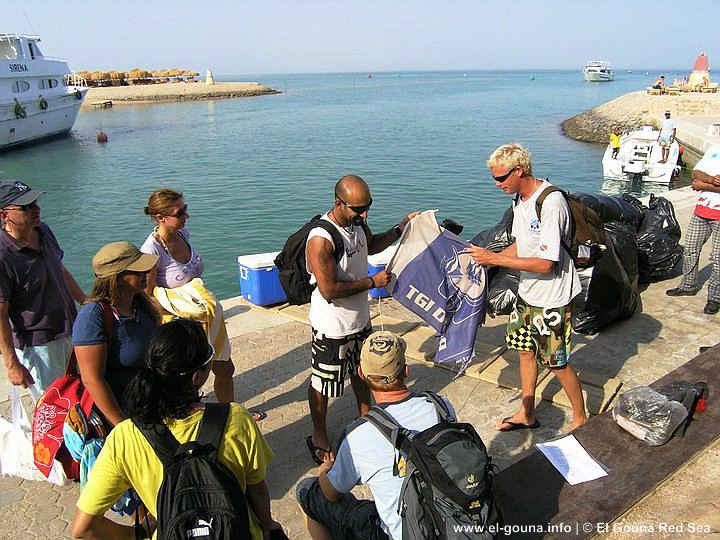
[0,187,718,538]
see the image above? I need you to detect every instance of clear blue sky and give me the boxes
[6,0,718,74]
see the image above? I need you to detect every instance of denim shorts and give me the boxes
[296,477,389,540]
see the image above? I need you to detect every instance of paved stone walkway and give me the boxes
[0,187,718,538]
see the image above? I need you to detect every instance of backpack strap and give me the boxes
[132,421,180,470]
[195,402,230,460]
[311,219,345,264]
[418,391,456,423]
[534,184,574,257]
[364,407,411,477]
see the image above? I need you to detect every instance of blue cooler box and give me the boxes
[368,245,398,299]
[237,252,287,306]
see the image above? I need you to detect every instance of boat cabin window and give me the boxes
[11,81,31,93]
[38,79,59,90]
[28,41,35,59]
[30,41,42,57]
[0,40,19,60]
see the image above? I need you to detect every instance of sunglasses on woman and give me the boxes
[167,205,188,219]
[179,345,215,376]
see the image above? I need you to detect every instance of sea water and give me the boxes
[0,70,691,298]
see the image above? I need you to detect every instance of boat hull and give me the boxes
[0,89,86,150]
[584,71,614,82]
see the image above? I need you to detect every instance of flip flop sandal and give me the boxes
[305,436,331,465]
[250,410,267,422]
[498,416,541,432]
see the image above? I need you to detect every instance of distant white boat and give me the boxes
[583,60,614,82]
[602,126,680,184]
[1,33,88,150]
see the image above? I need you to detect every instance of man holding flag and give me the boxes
[468,144,587,432]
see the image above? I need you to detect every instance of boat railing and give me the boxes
[65,72,88,88]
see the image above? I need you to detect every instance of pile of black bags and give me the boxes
[471,193,684,335]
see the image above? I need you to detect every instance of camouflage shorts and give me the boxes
[505,297,572,367]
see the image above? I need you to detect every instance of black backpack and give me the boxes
[274,214,345,305]
[364,392,501,539]
[532,185,608,269]
[133,403,252,540]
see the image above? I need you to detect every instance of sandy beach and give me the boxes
[81,81,280,108]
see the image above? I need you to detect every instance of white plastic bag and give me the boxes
[0,386,66,485]
[612,386,688,446]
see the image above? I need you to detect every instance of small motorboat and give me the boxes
[602,126,680,184]
[583,60,614,82]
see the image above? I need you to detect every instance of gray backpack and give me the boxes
[365,392,501,539]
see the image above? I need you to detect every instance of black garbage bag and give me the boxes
[571,193,645,229]
[637,195,684,283]
[470,207,514,252]
[487,267,520,317]
[572,220,639,335]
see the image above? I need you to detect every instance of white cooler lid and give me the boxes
[368,244,398,266]
[237,251,281,269]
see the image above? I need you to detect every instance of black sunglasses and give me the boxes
[492,166,518,183]
[336,194,373,214]
[166,205,188,219]
[4,201,38,212]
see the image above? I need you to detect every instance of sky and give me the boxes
[6,0,719,75]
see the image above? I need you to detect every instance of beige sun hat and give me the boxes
[92,241,158,278]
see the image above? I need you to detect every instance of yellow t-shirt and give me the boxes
[76,403,274,540]
[610,133,621,148]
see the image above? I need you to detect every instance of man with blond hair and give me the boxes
[468,144,587,432]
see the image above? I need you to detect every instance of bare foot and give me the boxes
[569,415,588,432]
[496,412,538,431]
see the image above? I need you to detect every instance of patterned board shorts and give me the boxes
[311,325,372,397]
[505,298,572,367]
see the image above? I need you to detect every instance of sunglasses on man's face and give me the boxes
[492,166,518,183]
[167,205,188,219]
[4,201,39,212]
[336,194,373,215]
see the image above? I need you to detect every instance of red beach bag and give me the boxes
[31,303,114,479]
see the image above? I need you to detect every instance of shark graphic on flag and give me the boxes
[386,211,487,373]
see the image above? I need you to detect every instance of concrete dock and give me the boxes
[0,187,718,538]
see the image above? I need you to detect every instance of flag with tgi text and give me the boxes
[387,211,487,373]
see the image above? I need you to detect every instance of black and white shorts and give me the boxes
[311,325,371,397]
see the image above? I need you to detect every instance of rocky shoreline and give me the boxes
[562,90,720,144]
[81,81,280,108]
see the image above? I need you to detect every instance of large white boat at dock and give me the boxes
[602,126,680,184]
[0,33,88,150]
[583,60,614,82]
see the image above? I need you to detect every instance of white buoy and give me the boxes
[206,69,215,85]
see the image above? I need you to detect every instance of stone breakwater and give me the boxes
[562,90,720,143]
[81,81,280,108]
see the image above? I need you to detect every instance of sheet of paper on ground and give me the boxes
[536,435,608,485]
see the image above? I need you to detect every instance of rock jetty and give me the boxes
[562,91,720,143]
[82,82,280,108]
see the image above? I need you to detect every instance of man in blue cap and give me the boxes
[0,180,86,391]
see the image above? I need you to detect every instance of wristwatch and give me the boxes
[393,224,403,238]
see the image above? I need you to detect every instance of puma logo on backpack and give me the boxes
[365,392,501,539]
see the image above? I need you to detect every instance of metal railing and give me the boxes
[65,72,88,88]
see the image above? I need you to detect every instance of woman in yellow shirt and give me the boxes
[71,319,284,539]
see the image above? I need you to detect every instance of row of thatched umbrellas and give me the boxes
[76,68,201,84]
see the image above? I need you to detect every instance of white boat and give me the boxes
[583,61,614,82]
[1,33,88,150]
[602,126,680,184]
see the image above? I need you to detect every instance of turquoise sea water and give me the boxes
[0,70,690,299]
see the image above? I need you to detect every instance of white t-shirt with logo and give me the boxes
[693,144,720,221]
[327,394,456,540]
[659,118,676,140]
[511,180,581,308]
[305,213,370,337]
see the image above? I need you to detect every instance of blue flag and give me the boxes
[387,211,487,373]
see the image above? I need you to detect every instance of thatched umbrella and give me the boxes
[150,70,163,78]
[168,68,183,77]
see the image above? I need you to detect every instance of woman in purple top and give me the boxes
[140,189,240,408]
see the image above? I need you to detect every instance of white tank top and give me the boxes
[305,213,370,336]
